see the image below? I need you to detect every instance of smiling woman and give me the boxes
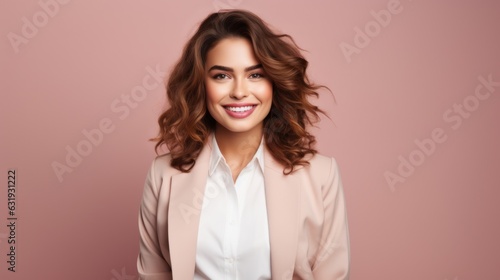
[137,9,350,280]
[204,37,273,154]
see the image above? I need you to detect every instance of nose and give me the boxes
[229,79,249,100]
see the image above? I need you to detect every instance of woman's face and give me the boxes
[204,37,273,135]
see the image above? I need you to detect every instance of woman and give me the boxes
[137,9,350,280]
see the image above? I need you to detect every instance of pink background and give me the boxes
[1,0,499,279]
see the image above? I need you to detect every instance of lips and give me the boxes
[222,104,257,118]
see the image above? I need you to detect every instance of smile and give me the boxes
[225,105,255,112]
[222,104,257,118]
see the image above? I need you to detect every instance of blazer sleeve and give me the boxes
[312,157,351,279]
[137,158,173,280]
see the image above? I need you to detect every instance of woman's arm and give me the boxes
[312,157,351,279]
[137,158,172,280]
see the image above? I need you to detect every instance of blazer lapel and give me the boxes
[168,140,212,279]
[264,147,301,279]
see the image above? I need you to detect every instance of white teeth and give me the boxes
[226,105,254,112]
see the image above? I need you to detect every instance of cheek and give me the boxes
[205,90,219,120]
[205,82,219,108]
[205,82,227,121]
[205,80,227,104]
[255,82,273,104]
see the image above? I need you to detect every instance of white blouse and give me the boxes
[194,136,271,280]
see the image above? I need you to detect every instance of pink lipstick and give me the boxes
[223,103,257,118]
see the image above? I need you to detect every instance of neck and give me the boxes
[214,124,263,164]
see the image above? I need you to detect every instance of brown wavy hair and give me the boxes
[153,9,330,174]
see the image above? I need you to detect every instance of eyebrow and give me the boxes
[207,64,263,72]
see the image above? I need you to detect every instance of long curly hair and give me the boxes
[153,9,329,174]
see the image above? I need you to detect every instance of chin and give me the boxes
[217,121,262,134]
[222,126,258,133]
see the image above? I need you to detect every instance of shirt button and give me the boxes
[226,257,234,264]
[229,219,236,225]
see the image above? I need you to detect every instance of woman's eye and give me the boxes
[249,73,263,79]
[213,73,229,79]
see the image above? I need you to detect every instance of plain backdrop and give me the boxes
[1,0,499,279]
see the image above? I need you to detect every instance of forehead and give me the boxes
[205,37,259,68]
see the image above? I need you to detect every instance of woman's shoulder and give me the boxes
[308,152,337,165]
[151,153,172,168]
[142,153,182,194]
[301,153,342,187]
[148,153,182,179]
[305,152,340,172]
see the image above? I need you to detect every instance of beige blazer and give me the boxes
[137,137,350,280]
